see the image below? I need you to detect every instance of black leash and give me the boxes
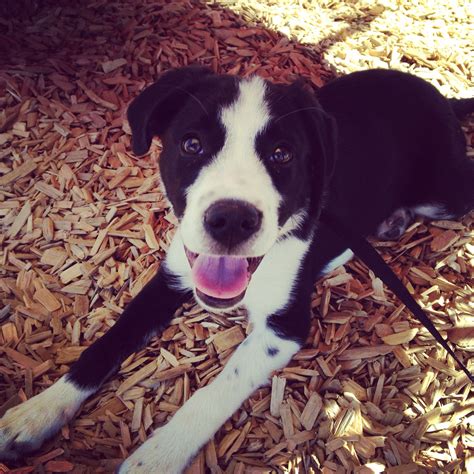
[320,211,474,383]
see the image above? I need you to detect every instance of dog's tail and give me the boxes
[449,98,474,119]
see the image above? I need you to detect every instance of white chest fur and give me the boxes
[243,236,310,326]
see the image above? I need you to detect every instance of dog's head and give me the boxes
[128,67,336,311]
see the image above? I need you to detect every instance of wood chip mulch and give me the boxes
[0,1,473,473]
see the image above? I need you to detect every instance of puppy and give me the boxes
[1,67,473,472]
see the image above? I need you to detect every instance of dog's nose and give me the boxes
[204,199,262,247]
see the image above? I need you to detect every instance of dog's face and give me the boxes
[128,67,335,311]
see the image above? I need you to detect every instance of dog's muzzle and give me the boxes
[204,199,262,248]
[184,199,266,310]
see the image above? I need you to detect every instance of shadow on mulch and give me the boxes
[0,0,383,84]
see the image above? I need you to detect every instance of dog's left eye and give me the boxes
[269,146,293,164]
[181,136,203,155]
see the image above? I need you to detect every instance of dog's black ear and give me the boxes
[127,66,214,155]
[305,105,338,217]
[315,110,337,181]
[289,80,337,181]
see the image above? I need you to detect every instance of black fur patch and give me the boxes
[256,82,336,236]
[68,267,191,389]
[128,67,239,218]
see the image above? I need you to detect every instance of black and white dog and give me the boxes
[1,68,473,471]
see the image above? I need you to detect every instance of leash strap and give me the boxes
[320,211,474,383]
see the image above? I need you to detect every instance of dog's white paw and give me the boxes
[376,207,414,241]
[0,376,90,461]
[118,427,194,474]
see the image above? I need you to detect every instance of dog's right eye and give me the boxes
[269,146,293,165]
[181,136,203,155]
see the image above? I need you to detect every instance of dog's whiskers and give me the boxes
[176,86,209,116]
[274,106,322,123]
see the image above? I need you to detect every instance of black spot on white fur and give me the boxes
[267,347,279,357]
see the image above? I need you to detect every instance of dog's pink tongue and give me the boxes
[192,255,249,299]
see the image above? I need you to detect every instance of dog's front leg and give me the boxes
[119,324,301,473]
[0,263,189,461]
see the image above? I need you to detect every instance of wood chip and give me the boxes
[430,230,459,252]
[300,392,323,430]
[270,376,286,417]
[101,58,128,73]
[152,364,192,382]
[212,326,244,353]
[40,247,67,266]
[108,167,132,190]
[143,224,160,250]
[279,403,294,440]
[3,347,41,369]
[33,288,61,312]
[44,460,74,472]
[381,328,418,345]
[116,361,157,396]
[0,161,37,186]
[7,201,31,238]
[338,345,393,360]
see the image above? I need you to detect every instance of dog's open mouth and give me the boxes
[185,247,263,309]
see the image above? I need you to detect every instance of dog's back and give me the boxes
[318,69,474,235]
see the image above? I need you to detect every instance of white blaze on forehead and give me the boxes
[220,76,270,147]
[180,76,282,256]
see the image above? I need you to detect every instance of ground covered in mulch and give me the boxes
[0,1,473,473]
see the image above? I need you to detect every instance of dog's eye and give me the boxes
[181,136,203,155]
[269,146,293,164]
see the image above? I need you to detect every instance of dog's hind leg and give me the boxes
[413,158,474,221]
[383,160,473,238]
[376,161,473,241]
[0,257,190,462]
[376,208,415,240]
[418,105,474,220]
